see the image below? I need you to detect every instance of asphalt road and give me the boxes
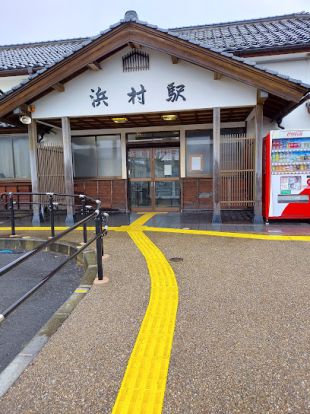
[0,250,84,372]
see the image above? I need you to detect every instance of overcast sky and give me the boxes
[1,0,309,45]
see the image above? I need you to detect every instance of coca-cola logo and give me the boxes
[286,131,303,137]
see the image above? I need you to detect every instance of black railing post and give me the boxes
[48,193,55,238]
[80,195,88,244]
[9,193,16,236]
[102,212,109,256]
[95,210,104,280]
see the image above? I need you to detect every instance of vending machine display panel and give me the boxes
[263,130,310,220]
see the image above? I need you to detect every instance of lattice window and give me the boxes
[122,50,150,72]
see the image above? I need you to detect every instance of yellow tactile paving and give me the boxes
[141,226,310,242]
[129,212,159,227]
[0,224,310,241]
[112,216,179,414]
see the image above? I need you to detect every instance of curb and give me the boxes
[0,237,98,398]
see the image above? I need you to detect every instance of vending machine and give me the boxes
[263,130,310,220]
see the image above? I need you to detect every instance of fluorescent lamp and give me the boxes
[112,117,128,123]
[161,114,177,121]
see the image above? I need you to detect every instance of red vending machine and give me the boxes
[263,130,310,220]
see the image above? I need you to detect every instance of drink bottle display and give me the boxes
[264,130,310,219]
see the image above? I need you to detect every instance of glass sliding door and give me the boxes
[128,147,180,211]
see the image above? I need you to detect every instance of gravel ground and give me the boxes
[0,231,149,414]
[1,228,310,414]
[148,232,310,414]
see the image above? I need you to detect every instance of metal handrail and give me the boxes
[0,191,101,238]
[0,192,100,205]
[0,191,109,325]
[0,231,103,323]
[0,212,96,278]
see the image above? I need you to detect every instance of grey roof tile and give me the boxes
[170,12,310,53]
[0,38,89,71]
[0,12,308,75]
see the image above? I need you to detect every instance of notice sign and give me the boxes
[164,164,172,176]
[191,156,202,171]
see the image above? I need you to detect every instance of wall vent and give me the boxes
[122,50,150,72]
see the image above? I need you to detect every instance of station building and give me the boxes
[0,11,309,224]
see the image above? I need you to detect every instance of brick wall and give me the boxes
[0,180,32,209]
[182,178,213,210]
[74,179,127,211]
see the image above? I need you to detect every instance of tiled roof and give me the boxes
[0,38,88,71]
[0,11,309,106]
[170,12,310,53]
[0,12,309,73]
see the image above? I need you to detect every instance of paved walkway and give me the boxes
[0,214,309,413]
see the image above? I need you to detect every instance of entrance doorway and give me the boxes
[128,147,180,211]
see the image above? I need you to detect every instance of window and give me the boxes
[72,136,97,177]
[72,135,121,178]
[97,135,121,177]
[186,130,213,176]
[0,135,30,179]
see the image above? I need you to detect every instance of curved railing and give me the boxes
[0,191,109,324]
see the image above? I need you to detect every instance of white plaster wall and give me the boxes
[33,47,257,119]
[0,75,28,92]
[249,55,310,129]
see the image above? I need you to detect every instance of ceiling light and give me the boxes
[161,114,177,121]
[112,117,128,123]
[19,115,32,125]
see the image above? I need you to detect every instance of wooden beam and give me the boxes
[128,41,141,49]
[87,61,101,71]
[28,120,40,225]
[52,83,64,92]
[171,56,179,64]
[253,102,264,224]
[212,107,222,224]
[245,107,256,121]
[121,131,127,179]
[36,120,62,130]
[214,72,222,80]
[257,90,269,105]
[180,129,186,178]
[61,117,74,225]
